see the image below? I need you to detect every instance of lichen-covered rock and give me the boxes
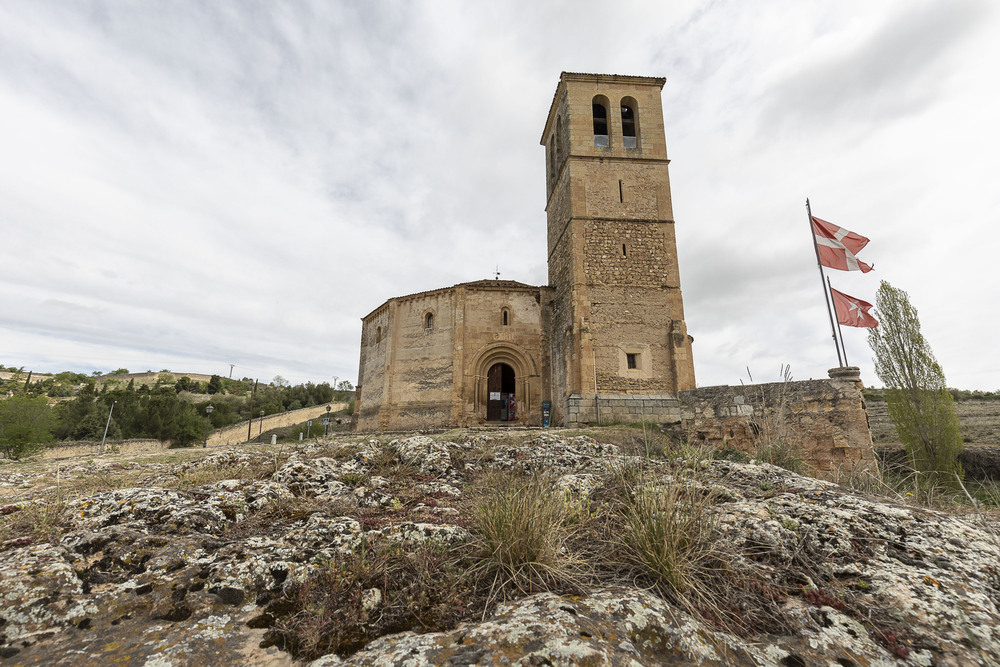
[371,521,470,546]
[393,436,452,474]
[487,434,621,474]
[333,586,769,665]
[2,431,999,665]
[0,543,95,644]
[271,458,353,498]
[68,488,231,535]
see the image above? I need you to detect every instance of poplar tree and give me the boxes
[868,281,962,482]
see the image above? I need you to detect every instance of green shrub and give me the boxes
[869,281,963,485]
[0,395,56,459]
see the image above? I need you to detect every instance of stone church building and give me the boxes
[355,72,697,430]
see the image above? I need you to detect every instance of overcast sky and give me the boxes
[2,0,997,391]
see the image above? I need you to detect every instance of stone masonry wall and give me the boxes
[678,367,877,479]
[566,393,681,427]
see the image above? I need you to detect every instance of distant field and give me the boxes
[867,399,1000,446]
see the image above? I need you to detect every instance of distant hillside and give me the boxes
[867,398,1000,446]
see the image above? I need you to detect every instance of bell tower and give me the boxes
[540,72,695,425]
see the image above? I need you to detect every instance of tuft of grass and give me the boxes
[470,472,587,600]
[619,469,723,603]
[752,440,806,474]
[0,494,69,547]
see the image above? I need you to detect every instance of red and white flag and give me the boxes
[831,288,878,328]
[812,216,873,273]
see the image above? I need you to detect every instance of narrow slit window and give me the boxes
[425,313,434,329]
[502,309,509,326]
[626,353,638,370]
[621,103,636,148]
[622,243,627,257]
[375,326,382,344]
[593,102,609,147]
[619,180,624,203]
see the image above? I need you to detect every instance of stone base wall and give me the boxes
[678,367,877,480]
[566,394,682,427]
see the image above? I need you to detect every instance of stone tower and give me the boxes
[540,72,696,425]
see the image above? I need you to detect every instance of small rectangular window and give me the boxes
[626,353,638,370]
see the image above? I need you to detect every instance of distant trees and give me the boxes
[0,369,347,451]
[175,376,205,394]
[868,281,963,482]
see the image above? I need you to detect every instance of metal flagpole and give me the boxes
[827,276,849,366]
[806,198,843,367]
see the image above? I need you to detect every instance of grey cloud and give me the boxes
[757,1,989,137]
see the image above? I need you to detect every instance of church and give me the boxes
[355,72,696,430]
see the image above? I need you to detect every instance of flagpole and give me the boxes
[806,198,843,367]
[827,276,849,365]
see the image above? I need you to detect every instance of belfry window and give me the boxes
[592,99,609,147]
[621,101,637,148]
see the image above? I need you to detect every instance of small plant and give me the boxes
[338,472,368,486]
[780,518,799,531]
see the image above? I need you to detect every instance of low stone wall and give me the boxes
[41,439,170,459]
[678,367,877,479]
[567,394,681,427]
[207,402,349,447]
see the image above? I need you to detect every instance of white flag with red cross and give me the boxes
[812,216,873,273]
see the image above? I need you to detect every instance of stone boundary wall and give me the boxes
[0,371,49,385]
[678,367,876,479]
[207,402,349,448]
[567,394,681,427]
[95,372,218,386]
[41,439,170,459]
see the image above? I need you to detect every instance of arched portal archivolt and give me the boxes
[467,342,539,416]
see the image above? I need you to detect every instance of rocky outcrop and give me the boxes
[1,432,997,665]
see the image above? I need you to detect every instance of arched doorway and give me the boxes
[486,362,516,421]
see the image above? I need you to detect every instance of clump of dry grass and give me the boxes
[619,471,723,601]
[0,493,69,547]
[470,472,588,600]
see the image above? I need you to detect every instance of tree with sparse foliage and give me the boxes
[868,281,963,482]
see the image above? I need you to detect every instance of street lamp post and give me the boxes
[258,409,264,440]
[324,405,332,436]
[99,400,117,455]
[203,404,214,448]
